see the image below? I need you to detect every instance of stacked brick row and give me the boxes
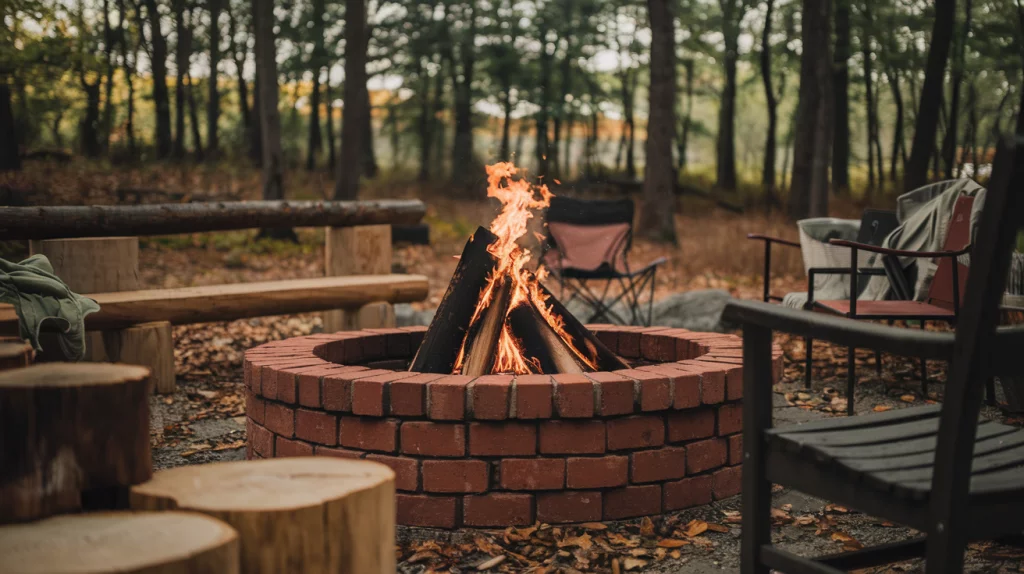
[243,325,784,528]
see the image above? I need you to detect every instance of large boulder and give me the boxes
[650,289,734,332]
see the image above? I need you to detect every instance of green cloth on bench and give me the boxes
[0,255,100,360]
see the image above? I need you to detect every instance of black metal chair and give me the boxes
[541,197,666,326]
[726,135,1024,574]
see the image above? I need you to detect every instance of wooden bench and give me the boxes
[0,200,427,392]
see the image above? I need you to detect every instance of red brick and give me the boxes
[686,438,727,474]
[537,491,602,523]
[244,360,255,391]
[366,454,419,491]
[616,328,642,358]
[249,421,274,457]
[514,375,553,419]
[350,371,409,416]
[276,436,314,457]
[275,368,300,404]
[641,332,677,361]
[616,369,671,411]
[322,368,386,412]
[421,459,489,493]
[246,390,265,424]
[366,328,411,358]
[397,494,457,528]
[587,372,635,416]
[723,365,743,400]
[469,422,537,456]
[314,445,365,459]
[727,434,743,466]
[552,374,594,418]
[428,375,473,420]
[631,447,686,483]
[469,375,512,420]
[663,368,701,409]
[295,408,338,445]
[359,332,387,361]
[603,485,662,520]
[463,493,534,527]
[712,466,742,499]
[539,421,605,454]
[400,326,427,349]
[607,415,665,451]
[566,456,628,489]
[400,422,466,457]
[664,475,713,511]
[674,362,726,405]
[593,330,619,353]
[297,365,369,407]
[667,409,716,443]
[338,417,397,452]
[500,458,565,490]
[264,402,295,437]
[391,373,441,416]
[261,360,324,400]
[718,403,743,435]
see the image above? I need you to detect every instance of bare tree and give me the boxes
[335,0,368,200]
[207,0,222,158]
[253,0,285,205]
[789,0,833,219]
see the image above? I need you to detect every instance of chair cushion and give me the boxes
[814,299,955,318]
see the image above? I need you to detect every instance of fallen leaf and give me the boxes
[557,534,592,551]
[722,510,742,524]
[212,439,245,451]
[873,405,893,412]
[824,504,850,514]
[476,555,506,570]
[623,557,648,571]
[705,523,730,533]
[682,520,708,537]
[901,394,916,403]
[794,515,817,526]
[639,516,655,536]
[579,522,607,531]
[656,539,690,548]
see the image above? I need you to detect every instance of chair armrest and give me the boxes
[723,299,955,360]
[747,233,801,248]
[829,239,971,259]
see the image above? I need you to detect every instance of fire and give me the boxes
[453,162,599,375]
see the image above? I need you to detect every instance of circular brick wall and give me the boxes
[243,325,783,528]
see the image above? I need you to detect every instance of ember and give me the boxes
[410,162,628,376]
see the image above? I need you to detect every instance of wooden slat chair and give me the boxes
[725,135,1024,574]
[806,196,974,415]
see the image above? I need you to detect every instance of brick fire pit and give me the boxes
[243,325,782,528]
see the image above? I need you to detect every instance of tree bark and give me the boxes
[789,0,833,219]
[715,0,742,191]
[80,78,103,158]
[335,0,368,200]
[500,71,512,161]
[417,64,431,182]
[760,0,777,195]
[253,0,286,212]
[450,3,476,185]
[678,59,694,172]
[831,0,850,194]
[101,0,116,152]
[172,0,190,159]
[206,0,222,158]
[886,66,904,181]
[862,6,877,195]
[325,80,336,172]
[625,70,636,179]
[186,72,204,160]
[536,25,552,176]
[638,0,678,244]
[904,0,956,191]
[119,0,137,158]
[940,0,972,179]
[143,0,172,158]
[362,83,377,178]
[306,0,325,171]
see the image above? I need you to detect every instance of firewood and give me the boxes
[130,457,396,574]
[0,363,152,523]
[410,226,499,373]
[460,275,513,376]
[537,281,630,371]
[508,300,587,374]
[0,511,240,573]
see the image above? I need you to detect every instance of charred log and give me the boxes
[537,281,629,371]
[460,275,513,377]
[508,300,586,374]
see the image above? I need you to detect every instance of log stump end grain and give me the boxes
[0,340,33,371]
[131,457,396,574]
[0,511,239,574]
[0,363,152,523]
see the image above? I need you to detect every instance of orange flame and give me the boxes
[453,162,599,375]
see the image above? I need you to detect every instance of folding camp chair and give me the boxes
[541,196,666,326]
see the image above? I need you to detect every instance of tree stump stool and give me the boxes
[130,457,396,574]
[0,511,239,573]
[0,339,32,371]
[323,225,396,331]
[0,363,152,523]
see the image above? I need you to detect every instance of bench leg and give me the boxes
[90,321,176,394]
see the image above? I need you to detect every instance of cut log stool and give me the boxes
[0,511,239,573]
[323,225,396,331]
[130,457,396,574]
[29,237,176,393]
[0,363,152,523]
[0,339,33,371]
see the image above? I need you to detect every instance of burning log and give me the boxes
[460,275,514,377]
[409,227,499,374]
[537,282,630,371]
[508,299,586,374]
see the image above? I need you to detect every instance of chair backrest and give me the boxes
[933,135,1024,501]
[856,209,900,247]
[543,197,634,273]
[926,195,974,310]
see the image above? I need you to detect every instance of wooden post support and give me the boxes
[0,511,240,573]
[29,237,176,393]
[131,457,396,574]
[0,363,152,523]
[0,339,33,371]
[323,225,396,331]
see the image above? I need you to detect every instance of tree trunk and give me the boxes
[173,0,189,159]
[250,69,263,164]
[119,0,136,158]
[760,0,777,195]
[417,65,431,182]
[325,80,336,172]
[206,0,221,159]
[101,0,116,152]
[253,0,286,211]
[789,0,833,219]
[678,59,694,172]
[940,0,972,179]
[831,0,850,194]
[500,72,512,161]
[186,72,204,160]
[307,72,321,171]
[536,27,552,176]
[80,79,103,158]
[886,66,904,181]
[335,0,367,200]
[362,83,377,178]
[0,83,20,170]
[715,0,740,191]
[450,4,476,185]
[639,0,678,244]
[862,8,877,195]
[142,0,172,159]
[625,70,636,179]
[904,0,955,191]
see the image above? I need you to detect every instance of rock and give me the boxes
[395,304,436,327]
[649,289,734,332]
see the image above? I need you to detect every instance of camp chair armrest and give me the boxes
[747,233,801,248]
[723,299,955,361]
[828,239,972,259]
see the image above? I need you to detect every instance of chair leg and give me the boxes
[986,377,997,406]
[919,322,928,398]
[875,350,883,378]
[924,521,969,573]
[805,337,813,389]
[847,346,856,416]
